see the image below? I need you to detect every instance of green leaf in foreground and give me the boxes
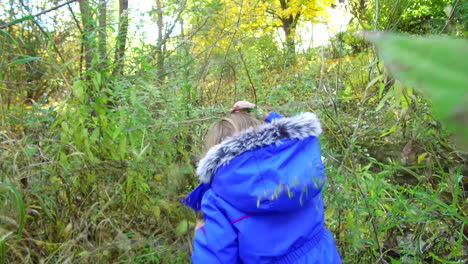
[0,232,13,244]
[0,29,17,43]
[365,33,468,146]
[0,15,33,29]
[0,183,25,240]
[0,232,13,264]
[5,56,42,68]
[176,220,189,236]
[1,240,5,264]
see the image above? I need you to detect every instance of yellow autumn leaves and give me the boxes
[189,0,333,53]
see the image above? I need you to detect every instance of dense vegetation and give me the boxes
[1,0,467,263]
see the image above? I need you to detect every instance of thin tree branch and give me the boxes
[128,116,221,132]
[17,0,75,78]
[0,81,35,85]
[440,0,461,34]
[237,49,257,106]
[158,0,187,50]
[213,0,244,103]
[374,0,379,30]
[266,8,281,20]
[67,2,82,33]
[113,0,129,76]
[0,0,78,29]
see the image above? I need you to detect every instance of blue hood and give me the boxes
[212,136,325,213]
[184,112,325,213]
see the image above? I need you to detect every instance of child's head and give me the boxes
[205,111,263,150]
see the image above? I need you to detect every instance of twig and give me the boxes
[67,1,82,33]
[318,47,338,117]
[213,0,244,103]
[156,0,187,53]
[237,49,257,106]
[38,60,71,89]
[263,100,327,111]
[19,161,59,171]
[0,0,78,29]
[128,116,221,132]
[0,81,34,85]
[440,0,460,34]
[374,0,379,30]
[17,0,74,78]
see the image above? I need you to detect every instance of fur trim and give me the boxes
[196,112,322,183]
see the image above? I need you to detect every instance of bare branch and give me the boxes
[440,0,461,34]
[237,49,257,106]
[0,0,78,29]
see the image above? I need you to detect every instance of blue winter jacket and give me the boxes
[184,112,342,264]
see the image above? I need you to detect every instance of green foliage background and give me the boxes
[0,0,466,263]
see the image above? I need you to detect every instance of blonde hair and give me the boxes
[205,112,263,151]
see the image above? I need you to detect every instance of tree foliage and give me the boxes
[265,0,332,62]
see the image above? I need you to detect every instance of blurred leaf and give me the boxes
[62,223,73,239]
[90,128,100,144]
[428,252,459,264]
[152,206,161,219]
[375,90,393,112]
[0,15,33,29]
[417,153,428,164]
[366,33,468,146]
[0,232,13,244]
[115,231,131,251]
[0,29,17,43]
[0,183,25,240]
[119,134,127,159]
[380,123,400,137]
[176,220,188,236]
[5,56,42,67]
[0,238,6,264]
[72,81,85,102]
[389,257,402,264]
[154,174,163,182]
[366,74,384,90]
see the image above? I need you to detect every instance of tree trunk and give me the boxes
[156,0,165,82]
[279,0,300,65]
[78,0,94,73]
[113,0,129,76]
[98,0,107,70]
[282,16,296,65]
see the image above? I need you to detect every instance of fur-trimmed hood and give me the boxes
[182,112,326,213]
[197,112,322,183]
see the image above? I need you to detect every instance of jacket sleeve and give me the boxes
[191,190,239,263]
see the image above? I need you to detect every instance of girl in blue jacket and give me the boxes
[183,102,342,263]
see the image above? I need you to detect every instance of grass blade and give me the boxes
[5,56,42,68]
[0,183,25,240]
